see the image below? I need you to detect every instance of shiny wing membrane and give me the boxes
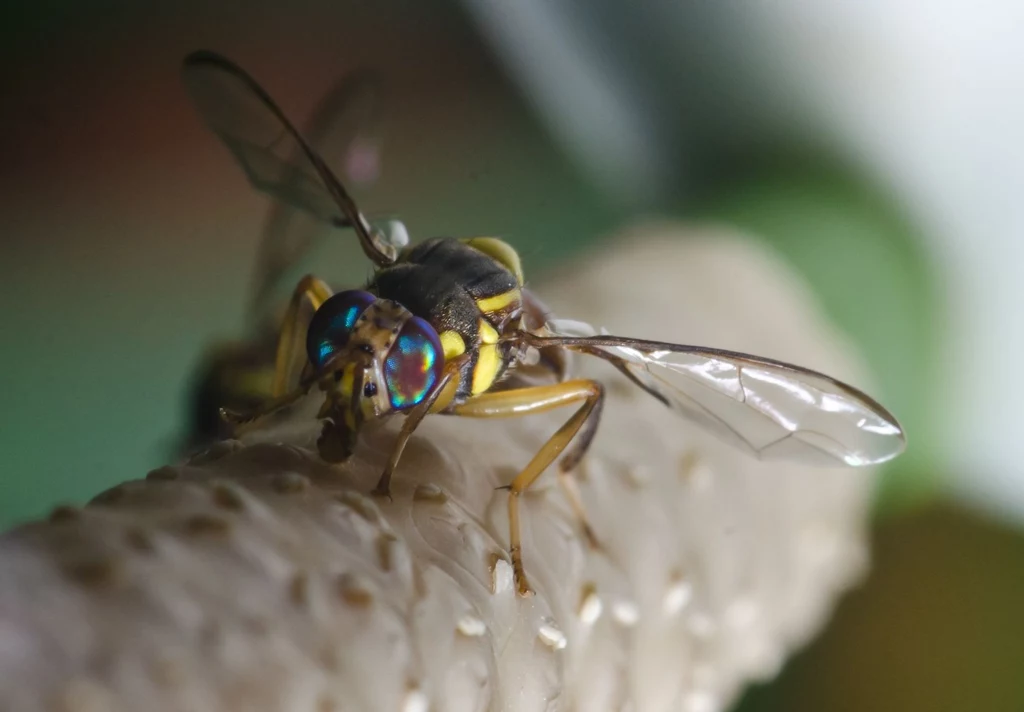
[251,68,383,319]
[531,322,906,467]
[181,50,396,283]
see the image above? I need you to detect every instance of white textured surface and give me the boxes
[0,225,876,712]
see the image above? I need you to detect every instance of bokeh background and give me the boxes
[0,0,1020,709]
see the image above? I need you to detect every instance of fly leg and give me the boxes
[270,274,333,397]
[452,379,604,596]
[221,274,333,432]
[553,394,604,549]
[371,355,468,499]
[539,382,604,550]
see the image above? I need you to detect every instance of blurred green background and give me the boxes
[0,0,1020,709]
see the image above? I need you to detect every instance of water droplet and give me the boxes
[414,483,448,502]
[664,578,694,616]
[578,583,603,625]
[538,620,567,650]
[490,555,514,595]
[612,600,640,626]
[401,687,429,712]
[457,615,487,637]
[271,472,309,494]
[336,573,373,607]
[683,690,720,712]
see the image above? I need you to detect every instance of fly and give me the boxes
[182,50,906,596]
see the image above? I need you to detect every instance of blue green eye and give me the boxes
[306,290,377,370]
[384,317,444,410]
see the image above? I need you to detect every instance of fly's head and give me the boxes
[305,290,444,461]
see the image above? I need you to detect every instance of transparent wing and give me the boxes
[533,322,906,467]
[250,69,385,319]
[181,50,395,272]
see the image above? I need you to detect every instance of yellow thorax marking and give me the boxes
[476,288,521,314]
[439,330,466,360]
[478,320,499,345]
[463,236,524,286]
[472,318,502,395]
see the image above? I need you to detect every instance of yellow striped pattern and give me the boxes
[476,288,520,314]
[472,319,502,395]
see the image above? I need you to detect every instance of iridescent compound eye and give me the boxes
[306,290,377,370]
[384,317,444,410]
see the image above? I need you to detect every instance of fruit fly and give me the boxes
[182,50,906,596]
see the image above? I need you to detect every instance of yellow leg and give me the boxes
[272,275,333,397]
[452,379,604,596]
[371,356,467,499]
[556,464,600,549]
[220,275,332,434]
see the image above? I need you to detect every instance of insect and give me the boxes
[182,50,907,596]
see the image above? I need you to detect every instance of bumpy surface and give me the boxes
[0,225,877,712]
